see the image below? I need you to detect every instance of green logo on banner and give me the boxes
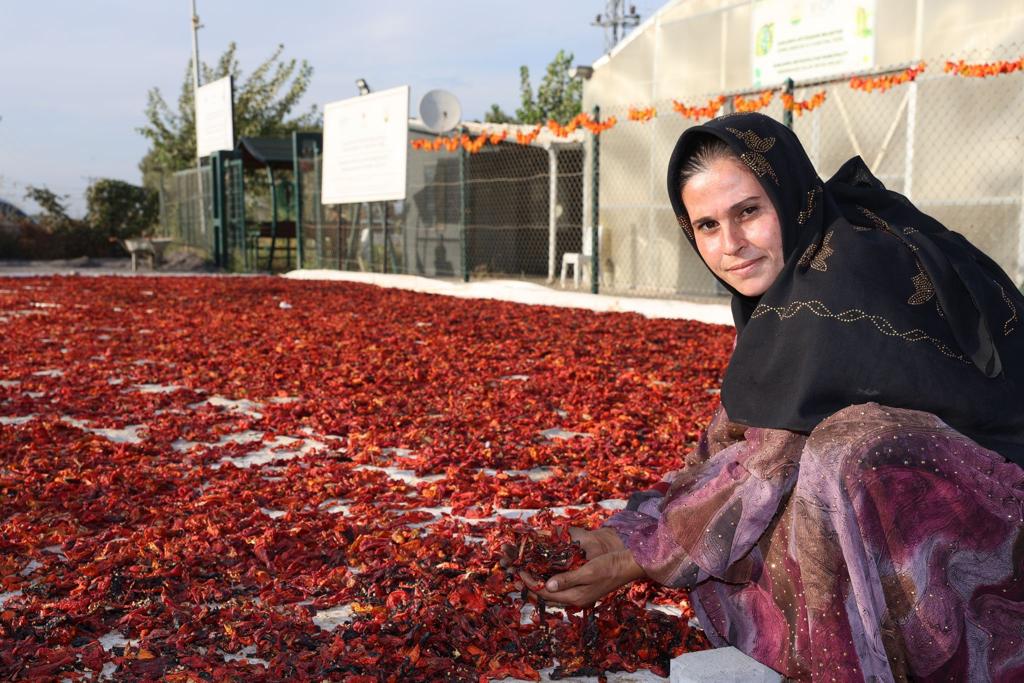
[755,23,774,57]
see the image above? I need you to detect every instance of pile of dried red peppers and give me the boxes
[0,276,729,680]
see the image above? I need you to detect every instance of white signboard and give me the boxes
[752,0,876,85]
[195,76,234,157]
[321,85,409,205]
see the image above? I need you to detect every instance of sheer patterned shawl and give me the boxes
[666,112,1024,465]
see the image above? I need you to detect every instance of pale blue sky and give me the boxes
[0,1,656,217]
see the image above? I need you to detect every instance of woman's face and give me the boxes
[682,156,784,297]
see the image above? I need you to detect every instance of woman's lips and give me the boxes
[727,257,763,276]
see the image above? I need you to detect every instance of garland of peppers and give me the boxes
[628,107,657,122]
[671,96,727,121]
[409,54,1023,155]
[782,90,827,116]
[733,90,775,113]
[411,113,617,154]
[944,56,1024,78]
[849,62,927,93]
[410,130,508,154]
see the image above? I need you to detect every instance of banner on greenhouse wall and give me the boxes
[195,76,234,158]
[752,0,876,86]
[321,85,410,205]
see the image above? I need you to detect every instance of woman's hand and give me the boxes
[499,526,622,569]
[500,525,640,606]
[527,550,645,607]
[568,526,625,560]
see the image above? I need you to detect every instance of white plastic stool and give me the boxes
[560,224,602,288]
[560,252,583,288]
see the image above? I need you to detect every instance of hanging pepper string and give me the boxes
[410,53,1022,154]
[849,62,927,93]
[628,107,657,122]
[671,96,727,121]
[944,56,1024,78]
[733,90,775,113]
[781,90,827,116]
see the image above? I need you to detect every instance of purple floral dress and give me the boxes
[604,402,1024,681]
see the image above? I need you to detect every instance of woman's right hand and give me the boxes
[568,526,625,560]
[498,526,624,580]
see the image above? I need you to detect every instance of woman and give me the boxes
[518,112,1024,681]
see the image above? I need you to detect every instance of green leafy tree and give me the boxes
[86,179,159,240]
[22,185,110,259]
[138,42,318,186]
[488,50,582,125]
[24,186,71,228]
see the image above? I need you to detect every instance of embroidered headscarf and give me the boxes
[667,112,1024,465]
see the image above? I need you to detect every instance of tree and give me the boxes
[86,179,159,240]
[485,50,583,126]
[24,186,71,228]
[137,42,318,185]
[22,185,109,259]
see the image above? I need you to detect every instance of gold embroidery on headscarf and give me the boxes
[740,152,779,185]
[798,243,817,269]
[998,284,1018,336]
[798,186,822,225]
[726,128,776,153]
[907,264,935,305]
[857,206,949,313]
[858,206,888,231]
[677,214,694,240]
[725,127,780,185]
[810,231,834,271]
[798,230,835,271]
[858,207,918,251]
[750,300,967,362]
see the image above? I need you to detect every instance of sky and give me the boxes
[0,1,659,218]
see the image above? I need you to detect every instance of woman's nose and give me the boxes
[721,221,747,254]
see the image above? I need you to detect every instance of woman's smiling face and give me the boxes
[682,156,785,297]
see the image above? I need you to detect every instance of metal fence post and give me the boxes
[547,144,558,282]
[382,201,390,274]
[783,78,794,129]
[460,143,469,282]
[292,132,304,270]
[210,152,225,269]
[591,105,600,294]
[367,203,374,272]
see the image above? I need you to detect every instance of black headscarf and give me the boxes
[666,112,1024,465]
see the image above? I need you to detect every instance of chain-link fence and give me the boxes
[158,156,300,273]
[159,43,1024,295]
[296,128,585,285]
[157,166,214,260]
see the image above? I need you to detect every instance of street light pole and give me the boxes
[190,0,207,237]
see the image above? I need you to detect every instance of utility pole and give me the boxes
[190,0,207,236]
[592,1,641,53]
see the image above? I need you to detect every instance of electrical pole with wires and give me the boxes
[592,1,642,53]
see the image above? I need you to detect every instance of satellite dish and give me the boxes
[419,89,462,133]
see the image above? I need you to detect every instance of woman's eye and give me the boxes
[697,221,718,232]
[741,205,758,216]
